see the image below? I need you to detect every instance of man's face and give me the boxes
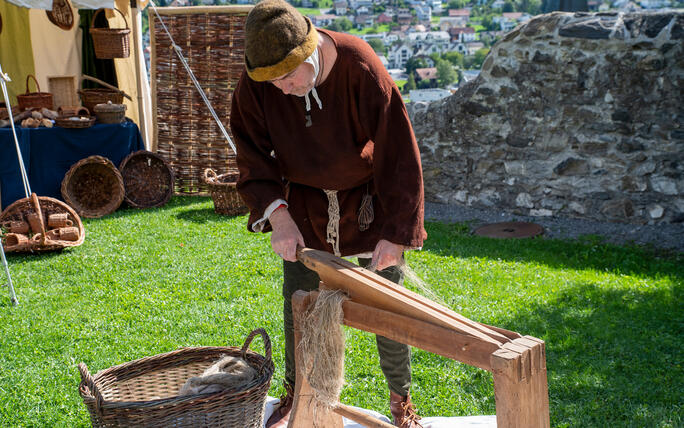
[269,62,315,97]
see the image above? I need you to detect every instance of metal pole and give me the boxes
[1,243,18,306]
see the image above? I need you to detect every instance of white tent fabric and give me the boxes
[3,0,113,10]
[263,396,498,428]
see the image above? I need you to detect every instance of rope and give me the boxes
[147,0,237,154]
[0,63,31,198]
[324,190,341,256]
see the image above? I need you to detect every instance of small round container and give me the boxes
[93,101,126,124]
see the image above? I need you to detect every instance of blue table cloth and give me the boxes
[0,121,144,210]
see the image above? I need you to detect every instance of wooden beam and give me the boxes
[491,337,550,428]
[333,404,396,428]
[339,295,497,371]
[298,247,509,346]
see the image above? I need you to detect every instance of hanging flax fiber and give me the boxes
[299,289,349,423]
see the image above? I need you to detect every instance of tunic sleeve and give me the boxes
[230,72,286,232]
[357,61,426,248]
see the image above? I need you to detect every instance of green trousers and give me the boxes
[282,258,412,396]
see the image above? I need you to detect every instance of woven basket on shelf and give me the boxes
[17,75,53,111]
[119,150,174,208]
[93,101,126,124]
[90,8,130,59]
[0,193,85,253]
[203,168,248,216]
[61,155,124,218]
[78,75,128,112]
[78,328,274,428]
[55,115,95,129]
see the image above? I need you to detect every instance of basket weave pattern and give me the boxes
[78,329,274,428]
[203,169,248,216]
[90,8,130,59]
[17,75,53,111]
[152,10,247,195]
[0,193,85,253]
[61,155,124,218]
[119,150,174,208]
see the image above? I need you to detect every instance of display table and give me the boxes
[0,121,145,210]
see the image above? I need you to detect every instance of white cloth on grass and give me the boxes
[263,396,497,428]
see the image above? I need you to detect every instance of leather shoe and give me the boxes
[389,390,423,428]
[265,382,295,428]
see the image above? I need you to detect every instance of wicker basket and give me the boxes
[78,328,274,428]
[46,0,74,30]
[93,101,126,124]
[203,169,248,216]
[55,115,95,129]
[78,75,127,112]
[0,193,85,253]
[90,8,130,59]
[119,150,174,208]
[61,155,124,218]
[17,75,54,111]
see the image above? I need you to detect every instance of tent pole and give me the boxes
[131,0,149,149]
[1,243,18,306]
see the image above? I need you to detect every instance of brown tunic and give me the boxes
[230,29,426,256]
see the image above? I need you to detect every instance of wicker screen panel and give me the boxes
[151,6,251,195]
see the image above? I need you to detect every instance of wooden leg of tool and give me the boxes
[491,336,550,428]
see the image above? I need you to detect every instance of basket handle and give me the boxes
[203,168,218,184]
[91,7,129,30]
[25,74,40,94]
[80,74,132,101]
[240,328,272,372]
[30,193,47,246]
[78,362,107,414]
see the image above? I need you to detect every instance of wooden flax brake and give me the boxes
[288,247,550,428]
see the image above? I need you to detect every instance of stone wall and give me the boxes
[408,11,684,224]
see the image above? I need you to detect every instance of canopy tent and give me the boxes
[0,0,152,147]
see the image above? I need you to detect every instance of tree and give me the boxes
[472,48,490,69]
[404,57,428,75]
[404,73,417,92]
[443,51,464,68]
[447,0,467,9]
[436,59,457,87]
[503,0,515,12]
[367,38,387,56]
[326,17,353,32]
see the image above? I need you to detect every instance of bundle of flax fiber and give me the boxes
[299,289,350,424]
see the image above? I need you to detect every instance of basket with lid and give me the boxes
[93,100,126,124]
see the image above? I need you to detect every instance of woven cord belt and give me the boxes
[324,189,341,257]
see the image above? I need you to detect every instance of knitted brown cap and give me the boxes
[244,0,318,82]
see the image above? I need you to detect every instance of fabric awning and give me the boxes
[2,0,114,10]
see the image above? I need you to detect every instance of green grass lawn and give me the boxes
[1,196,681,427]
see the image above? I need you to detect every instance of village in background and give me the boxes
[141,0,682,103]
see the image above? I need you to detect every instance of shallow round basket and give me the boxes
[55,115,96,129]
[119,150,174,208]
[61,155,124,218]
[78,328,274,428]
[0,193,85,253]
[203,168,248,216]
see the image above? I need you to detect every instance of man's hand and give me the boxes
[369,239,405,272]
[269,207,304,262]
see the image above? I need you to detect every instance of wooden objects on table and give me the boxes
[48,76,78,109]
[290,247,550,428]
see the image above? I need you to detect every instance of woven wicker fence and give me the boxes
[150,6,251,196]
